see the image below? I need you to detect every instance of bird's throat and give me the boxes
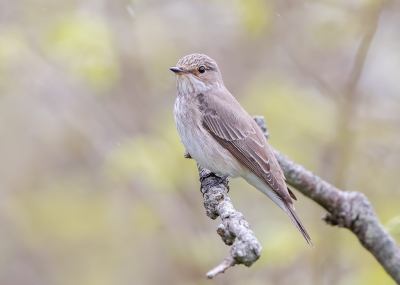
[176,75,209,96]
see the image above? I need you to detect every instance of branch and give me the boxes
[255,116,400,284]
[195,164,262,279]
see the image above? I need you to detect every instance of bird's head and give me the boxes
[170,53,223,95]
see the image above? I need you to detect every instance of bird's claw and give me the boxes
[224,180,230,193]
[200,174,229,196]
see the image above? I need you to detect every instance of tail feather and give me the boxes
[284,203,313,247]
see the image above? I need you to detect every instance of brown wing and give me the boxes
[199,92,293,204]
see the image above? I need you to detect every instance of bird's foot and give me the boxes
[215,175,230,193]
[200,173,230,195]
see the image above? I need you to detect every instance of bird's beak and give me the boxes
[170,67,186,74]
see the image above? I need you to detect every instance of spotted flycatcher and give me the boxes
[170,53,312,246]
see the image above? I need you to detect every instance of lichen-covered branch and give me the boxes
[196,164,262,279]
[254,116,400,284]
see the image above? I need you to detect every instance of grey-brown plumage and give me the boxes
[171,53,312,246]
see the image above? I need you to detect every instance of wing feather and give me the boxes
[198,92,291,203]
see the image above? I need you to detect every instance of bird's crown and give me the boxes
[176,53,219,71]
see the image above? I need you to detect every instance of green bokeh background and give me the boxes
[0,0,399,284]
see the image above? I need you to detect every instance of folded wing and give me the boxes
[199,91,312,246]
[200,92,292,204]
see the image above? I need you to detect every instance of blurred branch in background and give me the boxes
[283,2,386,201]
[289,2,385,189]
[333,2,384,188]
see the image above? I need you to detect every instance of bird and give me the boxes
[170,53,312,246]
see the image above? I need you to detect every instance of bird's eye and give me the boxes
[198,66,206,73]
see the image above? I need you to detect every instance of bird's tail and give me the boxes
[284,202,314,247]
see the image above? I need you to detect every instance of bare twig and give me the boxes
[206,257,235,278]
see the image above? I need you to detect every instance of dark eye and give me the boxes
[198,66,205,73]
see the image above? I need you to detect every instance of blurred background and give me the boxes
[1,0,400,284]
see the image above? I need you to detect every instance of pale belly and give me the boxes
[174,96,244,178]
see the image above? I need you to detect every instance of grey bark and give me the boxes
[197,164,262,278]
[190,116,400,283]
